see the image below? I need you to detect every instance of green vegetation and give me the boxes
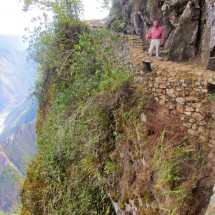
[153,134,203,214]
[21,0,131,214]
[20,0,208,214]
[208,93,215,100]
[0,169,21,213]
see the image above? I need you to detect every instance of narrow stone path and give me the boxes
[127,35,211,72]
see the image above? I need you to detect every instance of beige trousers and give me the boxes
[148,39,161,57]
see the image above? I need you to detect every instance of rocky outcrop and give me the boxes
[107,0,215,70]
[202,0,215,71]
[167,1,200,61]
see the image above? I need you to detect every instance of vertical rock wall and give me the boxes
[202,0,215,71]
[107,0,215,70]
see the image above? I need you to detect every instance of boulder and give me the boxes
[207,57,215,71]
[168,1,200,61]
[168,20,198,61]
[202,0,215,71]
[133,12,144,36]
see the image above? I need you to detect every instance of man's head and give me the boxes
[153,20,159,28]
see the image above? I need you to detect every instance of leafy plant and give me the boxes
[208,93,215,100]
[153,133,201,214]
[21,1,131,213]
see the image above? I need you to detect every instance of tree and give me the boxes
[23,0,83,19]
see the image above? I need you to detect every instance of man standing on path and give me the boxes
[146,20,164,57]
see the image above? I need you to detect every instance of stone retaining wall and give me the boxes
[135,63,215,139]
[122,35,215,138]
[118,34,215,215]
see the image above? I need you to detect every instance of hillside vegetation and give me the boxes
[107,0,215,70]
[20,0,211,214]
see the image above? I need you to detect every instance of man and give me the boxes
[146,20,164,57]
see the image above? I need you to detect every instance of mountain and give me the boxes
[0,121,36,213]
[0,99,37,144]
[0,145,22,213]
[0,48,34,114]
[0,35,37,213]
[1,99,38,172]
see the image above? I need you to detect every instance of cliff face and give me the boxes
[0,99,37,213]
[20,28,215,215]
[107,0,215,70]
[19,1,215,214]
[0,48,33,114]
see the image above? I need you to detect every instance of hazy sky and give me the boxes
[0,0,109,35]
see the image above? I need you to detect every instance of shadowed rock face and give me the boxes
[204,0,215,70]
[107,0,215,70]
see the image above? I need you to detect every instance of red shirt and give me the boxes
[146,27,164,44]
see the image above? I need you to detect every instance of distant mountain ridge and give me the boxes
[0,48,33,114]
[0,99,38,143]
[0,35,37,213]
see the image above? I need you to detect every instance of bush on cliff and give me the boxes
[21,1,208,214]
[21,1,131,214]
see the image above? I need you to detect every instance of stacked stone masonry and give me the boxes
[123,35,215,138]
[119,34,215,215]
[137,64,214,138]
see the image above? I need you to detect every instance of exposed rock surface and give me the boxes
[203,0,215,71]
[107,0,215,70]
[0,122,37,213]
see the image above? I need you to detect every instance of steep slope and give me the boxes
[19,1,215,214]
[0,145,21,213]
[0,122,36,213]
[20,25,214,215]
[1,99,38,172]
[0,99,37,144]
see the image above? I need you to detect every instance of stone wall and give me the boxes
[135,63,215,138]
[120,34,215,140]
[114,34,215,215]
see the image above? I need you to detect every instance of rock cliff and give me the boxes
[20,31,215,215]
[19,1,215,214]
[107,0,215,70]
[0,122,36,213]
